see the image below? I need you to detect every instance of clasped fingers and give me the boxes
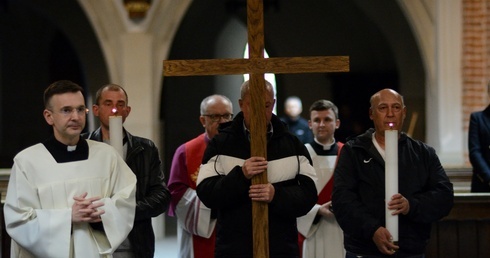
[72,194,105,223]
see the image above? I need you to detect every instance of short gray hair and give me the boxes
[200,94,233,115]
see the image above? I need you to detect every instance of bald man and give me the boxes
[332,89,453,258]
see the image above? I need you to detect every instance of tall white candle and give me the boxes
[109,115,123,157]
[385,125,398,242]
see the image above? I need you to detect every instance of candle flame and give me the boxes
[111,108,117,114]
[388,122,394,129]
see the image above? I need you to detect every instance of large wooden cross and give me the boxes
[163,1,349,257]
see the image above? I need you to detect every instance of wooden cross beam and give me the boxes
[163,0,349,257]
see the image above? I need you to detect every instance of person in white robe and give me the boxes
[297,99,346,258]
[3,80,136,258]
[168,95,233,258]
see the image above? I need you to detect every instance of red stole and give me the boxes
[317,142,344,204]
[298,142,344,257]
[184,133,216,258]
[185,133,208,189]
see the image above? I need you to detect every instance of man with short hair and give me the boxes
[168,94,233,258]
[297,99,345,258]
[85,83,171,258]
[4,80,136,257]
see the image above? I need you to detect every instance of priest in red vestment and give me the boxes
[168,94,233,258]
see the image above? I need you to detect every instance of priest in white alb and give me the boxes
[3,80,136,258]
[297,99,345,258]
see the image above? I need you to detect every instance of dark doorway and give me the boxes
[161,0,423,174]
[0,1,108,167]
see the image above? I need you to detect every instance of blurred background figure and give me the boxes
[468,80,490,192]
[281,96,313,144]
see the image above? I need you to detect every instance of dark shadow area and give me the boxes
[0,0,108,167]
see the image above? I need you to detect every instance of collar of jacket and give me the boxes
[218,111,288,140]
[484,104,490,116]
[348,128,409,162]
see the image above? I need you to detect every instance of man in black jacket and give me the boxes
[468,80,490,192]
[196,80,318,258]
[84,84,171,258]
[332,88,453,258]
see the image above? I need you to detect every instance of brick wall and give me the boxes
[462,0,490,165]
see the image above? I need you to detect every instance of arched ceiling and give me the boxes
[162,0,425,164]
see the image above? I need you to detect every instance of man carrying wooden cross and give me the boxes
[196,80,318,258]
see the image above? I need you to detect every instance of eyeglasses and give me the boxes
[48,106,89,116]
[203,113,233,122]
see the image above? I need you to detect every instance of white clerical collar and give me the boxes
[67,145,77,152]
[314,138,336,150]
[372,132,385,160]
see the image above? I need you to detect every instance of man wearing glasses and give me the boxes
[84,84,171,258]
[4,80,136,257]
[168,94,233,258]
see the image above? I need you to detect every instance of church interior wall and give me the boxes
[354,0,427,141]
[161,0,244,181]
[161,0,426,178]
[0,0,470,169]
[461,0,490,166]
[0,0,435,170]
[214,17,248,115]
[0,0,485,255]
[0,0,108,168]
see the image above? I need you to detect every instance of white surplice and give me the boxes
[297,143,345,258]
[175,188,216,258]
[3,140,137,258]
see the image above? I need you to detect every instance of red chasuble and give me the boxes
[185,133,216,258]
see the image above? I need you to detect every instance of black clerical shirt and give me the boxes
[42,136,89,163]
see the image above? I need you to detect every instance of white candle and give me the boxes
[109,115,123,157]
[385,124,398,242]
